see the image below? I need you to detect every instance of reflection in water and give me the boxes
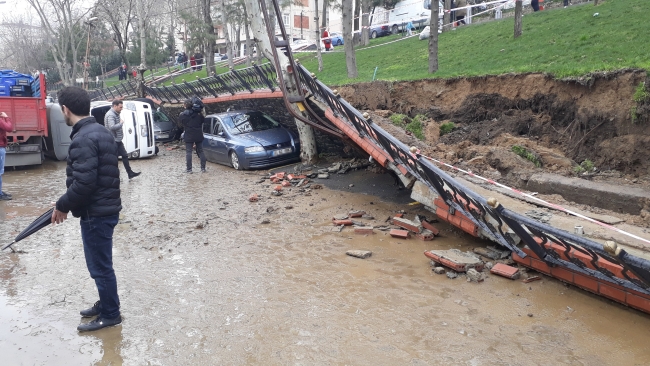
[82,325,124,366]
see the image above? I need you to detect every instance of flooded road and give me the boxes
[1,150,650,365]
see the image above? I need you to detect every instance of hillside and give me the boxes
[298,0,649,85]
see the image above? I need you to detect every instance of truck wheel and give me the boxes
[392,25,399,34]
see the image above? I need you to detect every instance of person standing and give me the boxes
[179,98,206,173]
[52,86,123,332]
[0,111,13,201]
[531,0,540,11]
[406,21,415,36]
[104,100,141,179]
[563,0,569,8]
[322,29,332,51]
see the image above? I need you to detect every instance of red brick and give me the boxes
[569,248,598,271]
[512,252,531,266]
[390,229,410,239]
[392,217,422,233]
[294,175,307,179]
[415,229,435,241]
[599,283,627,303]
[627,293,650,313]
[573,273,599,293]
[270,177,280,183]
[332,219,354,226]
[354,227,374,235]
[248,194,259,202]
[276,172,286,179]
[460,219,479,237]
[349,210,365,218]
[434,197,449,210]
[421,221,440,236]
[281,181,292,187]
[529,258,551,274]
[490,263,519,279]
[550,266,574,283]
[274,185,283,191]
[394,213,404,218]
[287,174,295,180]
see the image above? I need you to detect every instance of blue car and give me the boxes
[329,32,344,46]
[202,110,301,170]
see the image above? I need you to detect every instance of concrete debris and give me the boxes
[390,229,410,239]
[317,173,330,179]
[348,184,354,187]
[446,271,458,279]
[346,250,372,259]
[349,210,365,218]
[416,229,435,241]
[466,268,485,282]
[261,219,271,224]
[331,225,345,232]
[354,226,374,235]
[333,219,354,226]
[333,214,349,220]
[285,205,293,210]
[473,246,511,260]
[392,217,423,234]
[525,210,553,224]
[424,249,484,272]
[522,276,542,283]
[484,261,495,270]
[271,191,282,196]
[311,184,323,189]
[433,267,446,274]
[248,194,259,202]
[328,163,342,173]
[361,214,375,220]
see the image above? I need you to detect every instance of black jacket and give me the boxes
[180,109,204,143]
[56,117,122,218]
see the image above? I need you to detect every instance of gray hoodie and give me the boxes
[104,108,124,142]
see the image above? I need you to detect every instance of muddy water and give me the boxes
[1,150,650,365]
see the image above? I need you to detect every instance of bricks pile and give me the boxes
[388,214,440,242]
[263,171,310,193]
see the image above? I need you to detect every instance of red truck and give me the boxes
[0,75,48,167]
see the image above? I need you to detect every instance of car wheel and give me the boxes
[230,150,242,170]
[371,31,377,39]
[337,39,342,46]
[392,25,398,34]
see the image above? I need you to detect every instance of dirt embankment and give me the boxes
[338,70,650,189]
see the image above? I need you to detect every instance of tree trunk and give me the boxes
[514,0,522,39]
[594,0,599,5]
[361,0,370,46]
[138,0,147,69]
[222,2,235,68]
[321,0,328,29]
[315,0,323,71]
[243,0,318,164]
[203,0,216,75]
[428,0,439,73]
[243,5,253,67]
[342,0,358,78]
[444,0,451,31]
[353,0,360,32]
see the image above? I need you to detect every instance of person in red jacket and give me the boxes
[0,111,13,200]
[322,29,332,51]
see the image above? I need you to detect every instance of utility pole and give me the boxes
[300,11,304,39]
[83,17,98,90]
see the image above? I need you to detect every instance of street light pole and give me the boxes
[300,11,304,39]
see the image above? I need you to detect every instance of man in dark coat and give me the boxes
[52,86,123,332]
[179,99,206,173]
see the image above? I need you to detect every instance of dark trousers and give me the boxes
[186,142,206,171]
[81,214,121,319]
[532,0,540,11]
[116,141,133,175]
[563,0,569,5]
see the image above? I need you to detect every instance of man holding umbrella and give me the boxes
[51,86,123,332]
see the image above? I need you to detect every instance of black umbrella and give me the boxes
[3,208,54,251]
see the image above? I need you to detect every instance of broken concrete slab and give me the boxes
[410,181,439,209]
[421,221,440,236]
[446,271,458,279]
[416,229,435,241]
[473,247,511,260]
[433,267,446,274]
[392,217,423,234]
[349,210,365,218]
[490,263,520,279]
[466,268,485,282]
[346,250,372,259]
[317,173,330,179]
[424,249,484,272]
[333,214,349,220]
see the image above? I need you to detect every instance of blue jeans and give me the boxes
[0,147,5,193]
[80,214,121,319]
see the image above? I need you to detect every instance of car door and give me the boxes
[213,118,229,163]
[202,118,216,162]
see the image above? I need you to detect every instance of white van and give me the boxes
[372,0,444,34]
[90,100,156,159]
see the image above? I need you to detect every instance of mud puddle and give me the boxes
[1,152,650,365]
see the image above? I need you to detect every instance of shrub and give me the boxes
[511,145,542,167]
[439,122,455,135]
[633,82,649,103]
[390,113,407,126]
[405,119,424,140]
[580,159,594,172]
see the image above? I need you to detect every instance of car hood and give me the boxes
[154,121,174,132]
[235,127,294,146]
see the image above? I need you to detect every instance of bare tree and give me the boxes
[243,0,319,164]
[361,0,370,46]
[341,0,357,78]
[97,0,134,69]
[0,15,50,73]
[315,0,323,71]
[26,0,93,85]
[443,0,450,31]
[220,0,235,67]
[202,0,216,74]
[428,0,439,73]
[514,0,522,39]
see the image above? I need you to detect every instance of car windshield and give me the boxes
[221,111,279,135]
[153,109,170,123]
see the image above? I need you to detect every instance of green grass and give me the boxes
[297,0,650,85]
[574,159,595,174]
[439,122,455,135]
[634,82,649,103]
[512,145,542,167]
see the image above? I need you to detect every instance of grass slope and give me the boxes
[298,0,649,85]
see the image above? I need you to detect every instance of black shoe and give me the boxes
[201,168,207,173]
[1,191,11,198]
[77,315,122,332]
[185,169,192,174]
[0,193,12,201]
[80,300,101,318]
[128,172,141,179]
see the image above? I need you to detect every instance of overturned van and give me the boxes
[90,100,156,159]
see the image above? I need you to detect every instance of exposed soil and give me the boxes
[339,70,650,192]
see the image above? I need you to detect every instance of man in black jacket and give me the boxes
[52,86,123,332]
[179,99,206,173]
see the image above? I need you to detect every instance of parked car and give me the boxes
[329,32,344,46]
[290,39,317,51]
[134,98,179,143]
[202,110,301,170]
[370,25,392,39]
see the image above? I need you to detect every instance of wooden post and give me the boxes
[514,0,523,39]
